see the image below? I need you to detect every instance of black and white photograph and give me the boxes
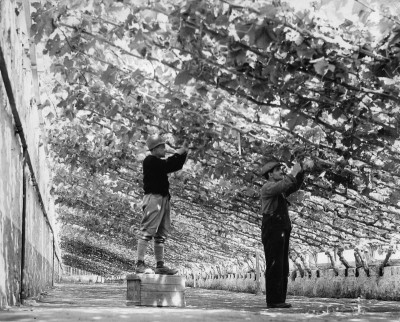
[1,0,400,321]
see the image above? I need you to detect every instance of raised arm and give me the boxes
[164,140,189,173]
[285,171,304,196]
[261,162,303,197]
[261,175,297,197]
[285,163,304,196]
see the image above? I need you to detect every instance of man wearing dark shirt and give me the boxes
[135,134,188,275]
[260,160,304,308]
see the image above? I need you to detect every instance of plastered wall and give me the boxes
[0,73,24,307]
[0,0,61,308]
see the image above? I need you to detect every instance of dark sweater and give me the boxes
[142,153,187,196]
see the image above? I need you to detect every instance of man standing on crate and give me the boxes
[135,134,189,275]
[260,160,305,308]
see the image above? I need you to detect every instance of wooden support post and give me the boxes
[255,249,262,295]
[238,131,241,155]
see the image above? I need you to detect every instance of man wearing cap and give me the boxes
[260,160,304,308]
[135,134,189,275]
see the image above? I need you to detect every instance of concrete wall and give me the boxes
[0,0,61,308]
[0,73,24,307]
[186,266,400,300]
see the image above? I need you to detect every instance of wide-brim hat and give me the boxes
[261,161,282,176]
[146,135,165,150]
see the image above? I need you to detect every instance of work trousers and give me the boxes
[139,194,171,243]
[262,228,290,305]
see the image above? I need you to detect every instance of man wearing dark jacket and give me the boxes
[135,134,188,275]
[260,160,304,308]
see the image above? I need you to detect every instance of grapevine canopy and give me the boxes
[32,0,400,275]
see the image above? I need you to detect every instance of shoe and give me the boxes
[267,303,292,308]
[155,265,178,275]
[135,261,154,274]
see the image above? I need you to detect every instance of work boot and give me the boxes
[135,260,154,274]
[154,261,178,275]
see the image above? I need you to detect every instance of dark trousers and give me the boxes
[262,228,290,304]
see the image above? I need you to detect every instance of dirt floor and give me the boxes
[1,282,400,321]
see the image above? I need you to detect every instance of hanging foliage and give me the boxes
[31,0,400,275]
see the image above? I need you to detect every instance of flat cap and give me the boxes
[261,161,282,176]
[146,135,165,150]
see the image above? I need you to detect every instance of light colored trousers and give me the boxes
[140,194,171,243]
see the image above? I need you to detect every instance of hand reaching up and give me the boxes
[177,139,189,155]
[302,158,314,171]
[290,162,303,176]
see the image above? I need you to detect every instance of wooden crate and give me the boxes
[126,274,185,307]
